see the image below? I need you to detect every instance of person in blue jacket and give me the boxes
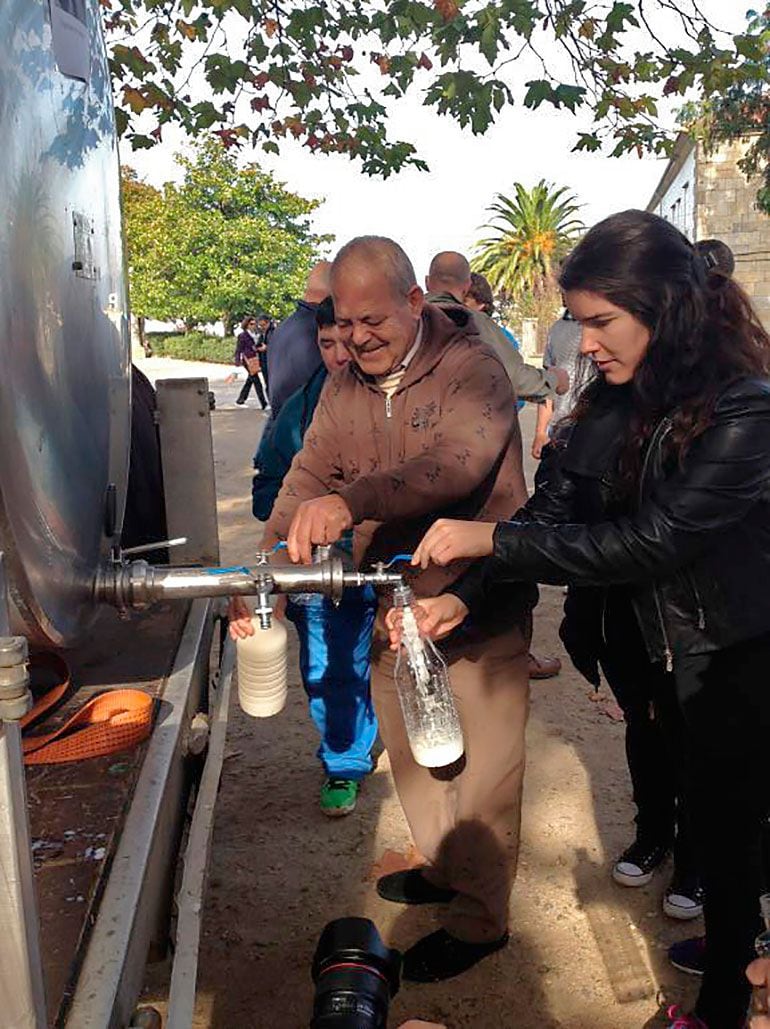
[251,296,378,817]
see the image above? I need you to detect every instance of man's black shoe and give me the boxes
[376,868,457,905]
[402,928,509,982]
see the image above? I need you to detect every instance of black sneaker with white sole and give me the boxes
[663,876,704,920]
[612,839,670,887]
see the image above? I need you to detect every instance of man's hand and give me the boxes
[412,519,495,570]
[286,495,353,564]
[386,595,469,649]
[552,366,570,396]
[531,433,549,460]
[748,958,770,1027]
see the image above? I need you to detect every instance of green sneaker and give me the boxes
[320,778,359,817]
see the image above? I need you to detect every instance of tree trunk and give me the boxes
[138,315,151,356]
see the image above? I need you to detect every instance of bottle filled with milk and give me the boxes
[236,616,288,717]
[391,584,464,769]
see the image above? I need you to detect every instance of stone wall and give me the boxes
[696,138,770,328]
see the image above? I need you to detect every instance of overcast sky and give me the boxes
[124,2,748,282]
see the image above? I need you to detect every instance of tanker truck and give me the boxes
[0,5,401,1027]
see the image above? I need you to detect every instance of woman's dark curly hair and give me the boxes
[559,210,770,487]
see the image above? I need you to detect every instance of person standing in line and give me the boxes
[430,258,562,682]
[266,262,331,421]
[234,315,268,409]
[464,271,525,412]
[531,310,583,459]
[231,236,537,983]
[405,210,770,1029]
[424,251,569,401]
[248,297,379,817]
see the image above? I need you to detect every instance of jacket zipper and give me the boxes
[640,417,674,672]
[687,572,707,630]
[385,394,392,419]
[600,593,609,649]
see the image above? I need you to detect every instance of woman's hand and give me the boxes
[385,595,469,649]
[397,1021,447,1029]
[747,958,770,1027]
[412,519,495,570]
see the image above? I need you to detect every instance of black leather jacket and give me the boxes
[451,377,770,668]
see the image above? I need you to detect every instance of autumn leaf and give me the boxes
[265,18,278,38]
[176,19,197,41]
[123,86,150,113]
[434,0,460,21]
[371,53,391,74]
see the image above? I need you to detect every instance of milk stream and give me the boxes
[236,617,288,717]
[394,598,465,768]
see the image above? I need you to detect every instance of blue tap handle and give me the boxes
[384,553,413,568]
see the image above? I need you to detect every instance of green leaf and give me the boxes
[523,79,553,109]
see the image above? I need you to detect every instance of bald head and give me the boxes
[331,236,417,299]
[426,251,472,301]
[303,261,332,303]
[331,236,424,377]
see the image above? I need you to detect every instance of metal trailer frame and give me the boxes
[166,635,236,1029]
[0,375,226,1028]
[0,559,48,1029]
[64,598,215,1029]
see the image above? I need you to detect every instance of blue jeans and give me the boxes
[286,588,378,780]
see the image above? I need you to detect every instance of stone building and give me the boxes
[646,132,770,327]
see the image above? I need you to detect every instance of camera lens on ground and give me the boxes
[311,917,401,1029]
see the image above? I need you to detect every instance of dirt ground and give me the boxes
[145,398,700,1029]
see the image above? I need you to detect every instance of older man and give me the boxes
[245,236,536,983]
[425,250,568,401]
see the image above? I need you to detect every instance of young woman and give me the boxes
[392,210,770,1029]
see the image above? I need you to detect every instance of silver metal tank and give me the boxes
[0,0,130,646]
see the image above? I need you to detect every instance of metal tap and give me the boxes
[95,551,404,617]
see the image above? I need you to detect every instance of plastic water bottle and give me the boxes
[392,584,464,769]
[236,616,288,717]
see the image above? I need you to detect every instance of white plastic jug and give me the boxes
[236,617,288,717]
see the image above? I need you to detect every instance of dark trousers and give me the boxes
[237,373,267,408]
[600,595,697,878]
[676,632,770,1028]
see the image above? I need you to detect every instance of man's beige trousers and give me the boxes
[370,626,530,943]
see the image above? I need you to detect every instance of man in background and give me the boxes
[427,254,562,681]
[424,251,568,402]
[531,309,582,459]
[267,261,331,420]
[255,312,275,398]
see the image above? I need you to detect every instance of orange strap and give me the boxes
[20,653,154,766]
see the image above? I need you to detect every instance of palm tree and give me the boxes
[471,180,584,301]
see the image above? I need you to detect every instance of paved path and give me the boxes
[135,355,270,413]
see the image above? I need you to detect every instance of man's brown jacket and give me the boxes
[266,304,531,607]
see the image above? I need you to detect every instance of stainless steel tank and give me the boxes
[0,0,130,646]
